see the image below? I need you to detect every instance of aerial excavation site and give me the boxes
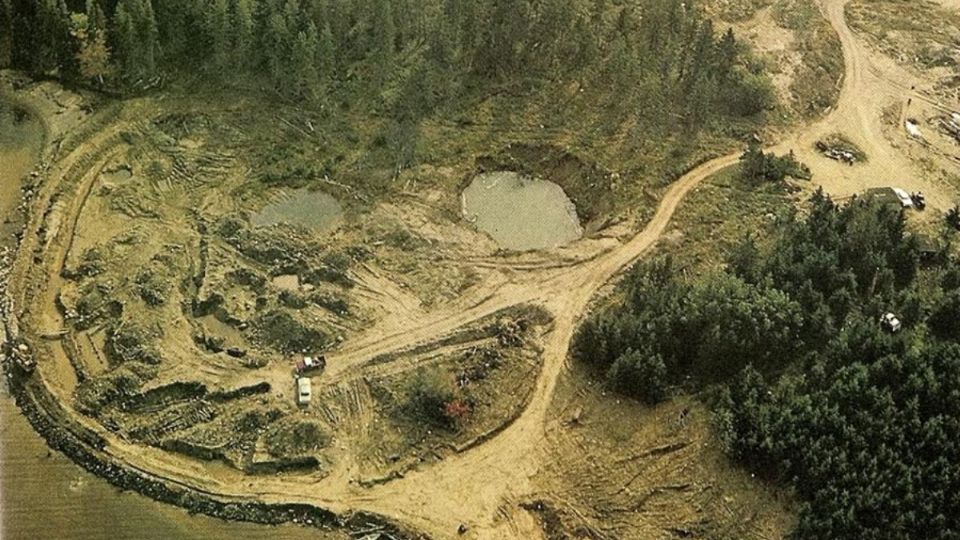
[2,0,960,538]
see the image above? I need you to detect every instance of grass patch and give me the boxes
[658,164,795,272]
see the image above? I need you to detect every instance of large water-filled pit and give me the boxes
[462,171,583,251]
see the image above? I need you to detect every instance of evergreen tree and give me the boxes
[0,0,12,67]
[318,21,336,82]
[112,0,137,79]
[291,22,320,99]
[209,0,231,72]
[371,0,395,87]
[231,0,256,70]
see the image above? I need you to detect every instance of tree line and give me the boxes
[573,189,960,537]
[2,0,773,122]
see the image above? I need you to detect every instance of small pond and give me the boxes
[251,189,343,232]
[462,171,583,250]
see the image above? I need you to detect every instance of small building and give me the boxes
[296,377,312,406]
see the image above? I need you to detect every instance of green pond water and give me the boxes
[462,171,583,250]
[251,189,343,232]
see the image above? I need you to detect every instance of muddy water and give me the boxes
[462,171,583,250]
[0,99,343,539]
[252,189,343,232]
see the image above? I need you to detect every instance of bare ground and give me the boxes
[6,1,960,539]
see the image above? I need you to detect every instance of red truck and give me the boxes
[295,355,326,375]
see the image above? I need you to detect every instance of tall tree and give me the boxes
[0,0,12,67]
[231,0,255,70]
[209,0,231,72]
[69,11,112,85]
[371,0,395,87]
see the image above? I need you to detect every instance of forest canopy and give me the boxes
[573,190,960,538]
[1,0,773,120]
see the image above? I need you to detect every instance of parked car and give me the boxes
[892,188,913,208]
[296,377,312,406]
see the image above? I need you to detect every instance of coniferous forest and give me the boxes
[574,191,960,538]
[1,0,771,122]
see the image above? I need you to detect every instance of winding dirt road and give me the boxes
[11,1,958,539]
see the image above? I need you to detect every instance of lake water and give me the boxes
[251,189,343,232]
[462,171,583,251]
[0,96,344,540]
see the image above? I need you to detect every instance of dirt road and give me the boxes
[12,1,959,539]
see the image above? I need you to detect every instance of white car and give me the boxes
[892,188,913,208]
[296,377,312,406]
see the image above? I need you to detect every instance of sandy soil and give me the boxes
[7,1,960,539]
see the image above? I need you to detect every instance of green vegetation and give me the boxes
[574,190,960,537]
[254,310,328,354]
[739,143,809,182]
[264,419,331,458]
[402,368,463,431]
[659,164,793,271]
[3,0,778,218]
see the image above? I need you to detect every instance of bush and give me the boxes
[739,143,809,182]
[606,349,668,405]
[403,369,457,430]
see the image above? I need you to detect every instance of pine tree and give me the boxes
[715,28,737,82]
[318,22,335,82]
[35,0,71,74]
[292,22,320,99]
[86,0,107,34]
[135,0,159,78]
[0,0,12,67]
[231,0,255,71]
[112,0,137,80]
[263,5,290,85]
[209,0,230,72]
[371,0,395,87]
